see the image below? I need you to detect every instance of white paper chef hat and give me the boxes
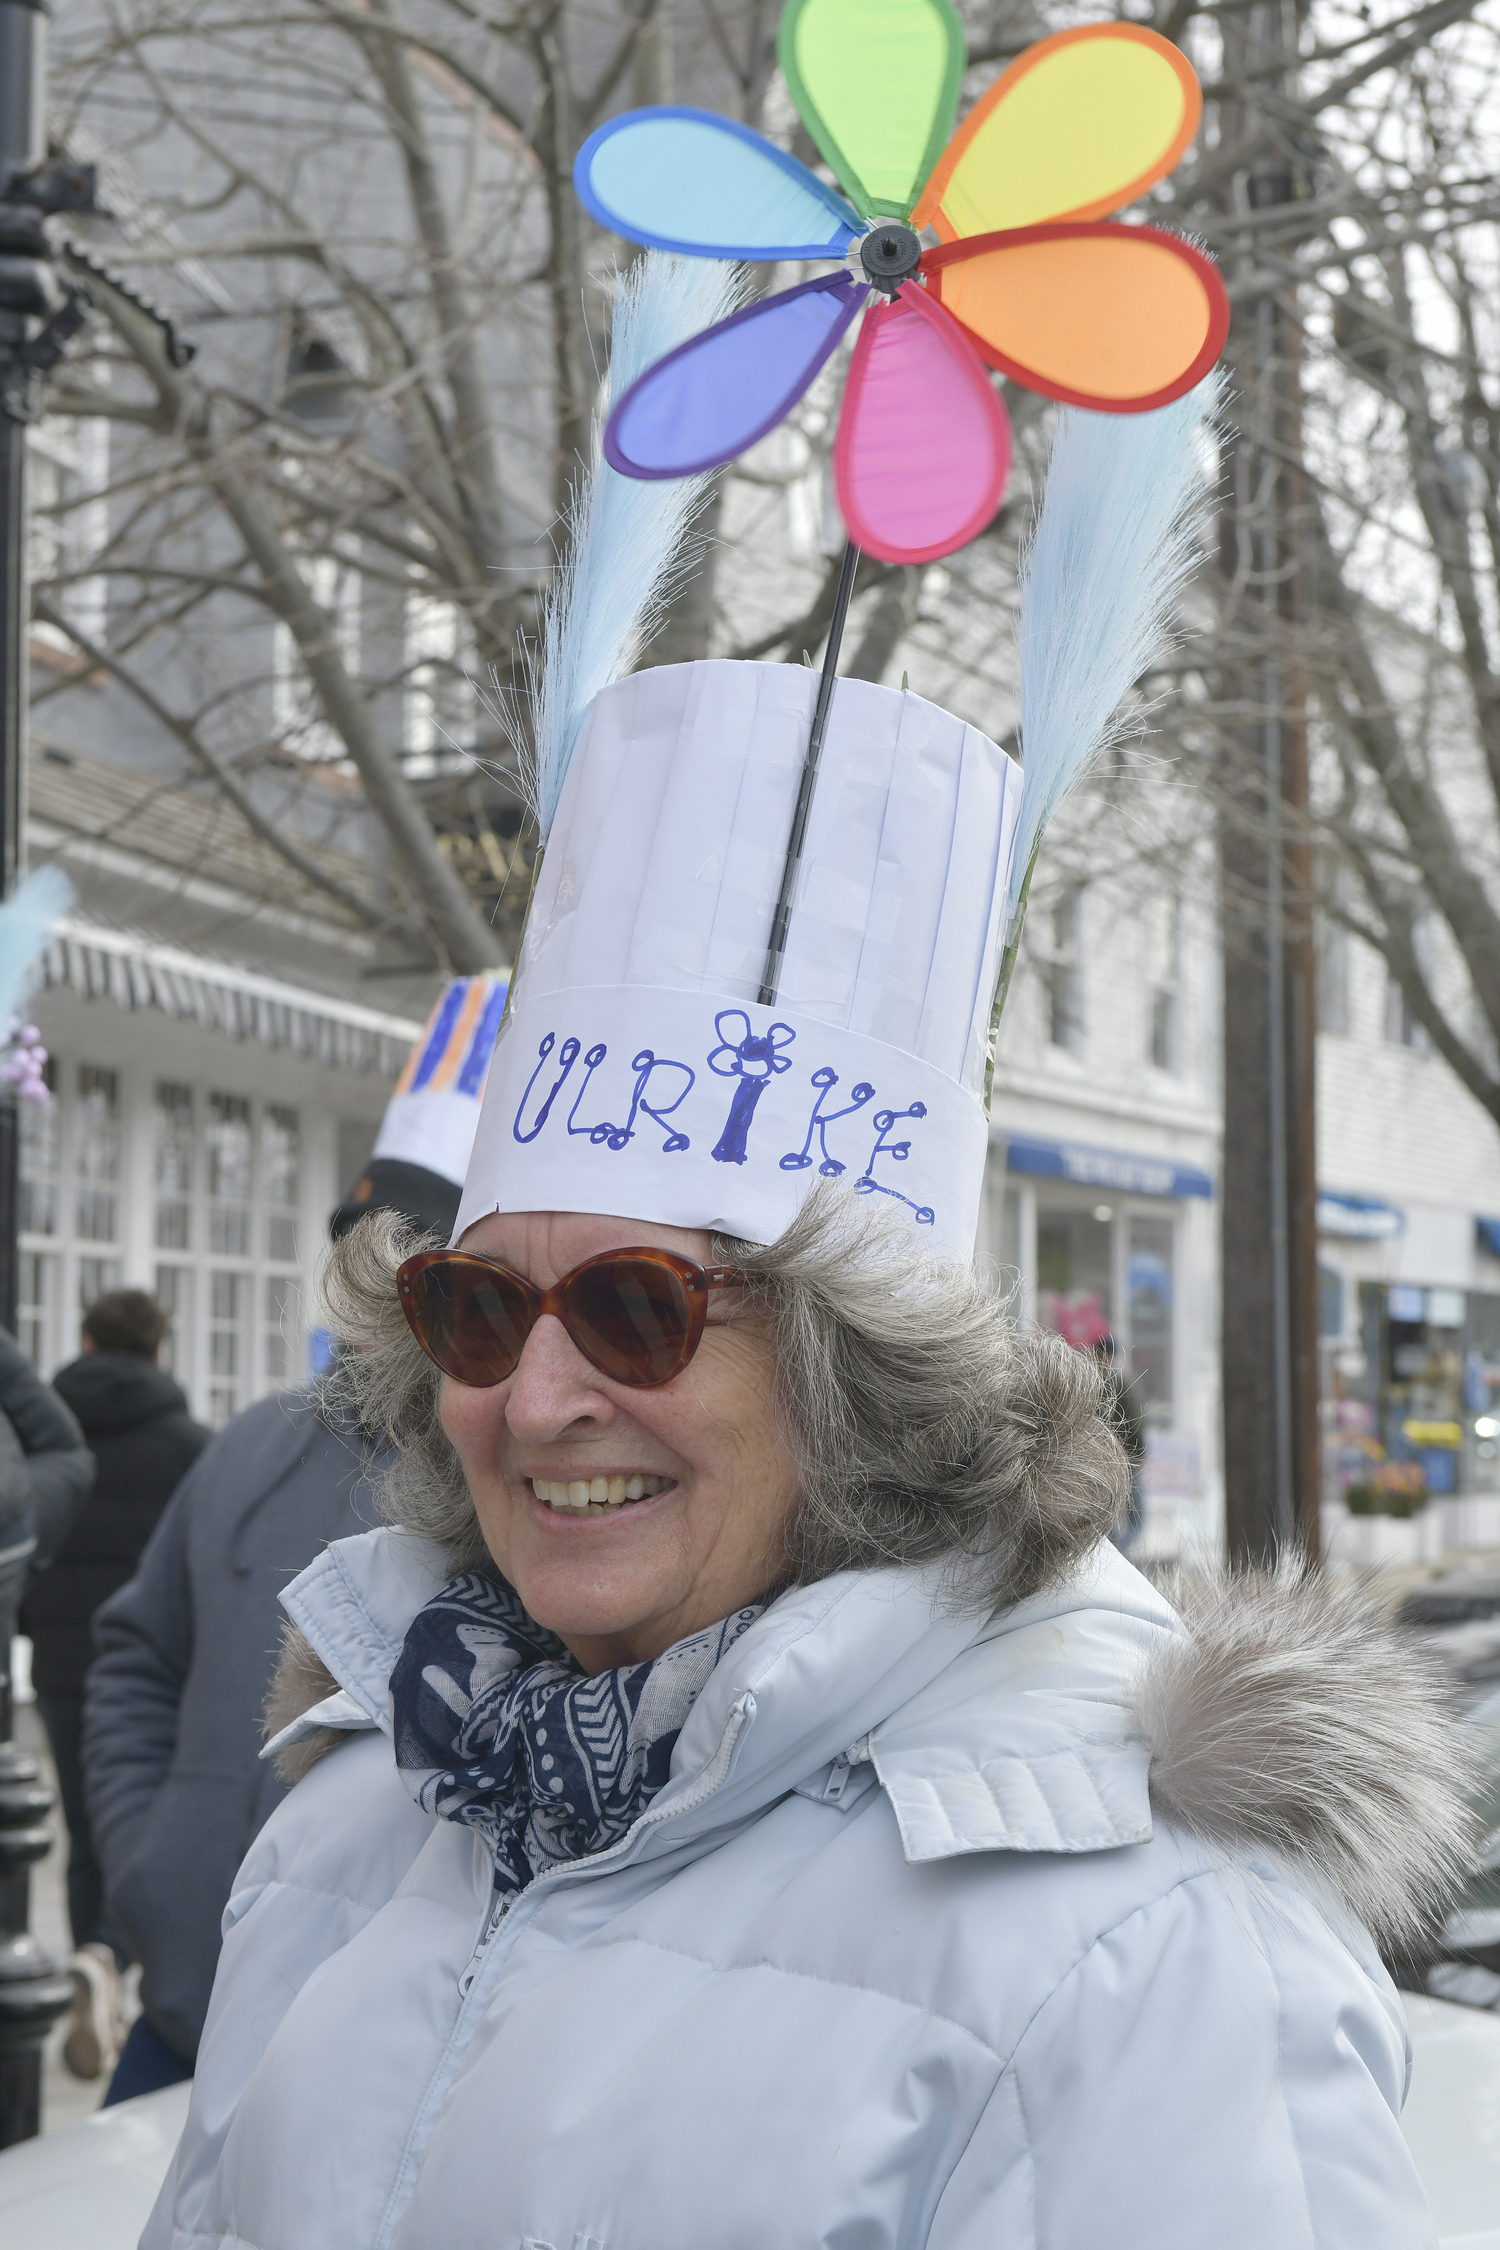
[377,975,509,1183]
[334,975,507,1240]
[455,661,1020,1258]
[455,256,1216,1262]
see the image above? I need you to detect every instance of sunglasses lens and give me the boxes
[564,1256,698,1387]
[401,1257,533,1387]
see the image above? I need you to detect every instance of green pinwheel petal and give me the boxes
[778,0,966,221]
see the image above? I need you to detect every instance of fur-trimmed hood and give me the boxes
[264,1530,1472,1949]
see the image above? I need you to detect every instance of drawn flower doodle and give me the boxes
[708,1011,795,1166]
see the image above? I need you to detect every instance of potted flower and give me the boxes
[1339,1459,1432,1567]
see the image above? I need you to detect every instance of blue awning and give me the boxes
[1477,1218,1500,1259]
[1004,1136,1213,1200]
[1317,1191,1404,1240]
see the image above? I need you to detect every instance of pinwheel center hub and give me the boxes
[858,222,922,295]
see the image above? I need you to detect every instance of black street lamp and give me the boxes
[0,0,97,2146]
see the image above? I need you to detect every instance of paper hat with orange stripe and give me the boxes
[332,976,507,1241]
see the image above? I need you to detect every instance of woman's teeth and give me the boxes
[531,1474,671,1512]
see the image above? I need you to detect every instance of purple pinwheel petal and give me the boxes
[605,272,866,480]
[575,107,860,261]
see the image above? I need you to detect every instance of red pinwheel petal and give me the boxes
[834,284,1011,564]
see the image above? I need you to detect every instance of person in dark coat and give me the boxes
[0,1319,95,1670]
[0,1322,94,1727]
[0,1329,95,2064]
[0,1327,93,1594]
[82,976,502,2105]
[21,1289,210,2079]
[84,1390,382,2100]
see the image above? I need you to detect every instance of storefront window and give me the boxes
[18,1060,315,1406]
[1032,1192,1178,1426]
[1127,1217,1174,1414]
[1351,1282,1467,1498]
[1036,1205,1113,1350]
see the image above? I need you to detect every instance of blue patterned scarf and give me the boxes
[389,1570,769,1894]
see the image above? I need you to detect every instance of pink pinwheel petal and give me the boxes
[834,284,1011,564]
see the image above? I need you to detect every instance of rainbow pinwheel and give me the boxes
[575,2,1227,566]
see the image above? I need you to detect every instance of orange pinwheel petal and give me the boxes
[925,224,1228,410]
[911,25,1201,242]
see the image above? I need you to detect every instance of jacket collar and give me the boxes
[278,1528,1182,1862]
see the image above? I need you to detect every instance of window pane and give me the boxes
[207,1093,252,1256]
[1127,1217,1174,1416]
[1036,1206,1113,1349]
[262,1106,299,1262]
[75,1064,121,1243]
[264,1273,300,1387]
[154,1082,194,1250]
[155,1264,193,1385]
[1146,897,1181,1073]
[78,1254,122,1321]
[1045,890,1085,1055]
[999,1186,1021,1278]
[19,1249,58,1370]
[207,1268,250,1426]
[19,1058,59,1237]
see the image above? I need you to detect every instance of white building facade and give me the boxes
[978,867,1223,1556]
[19,937,413,1427]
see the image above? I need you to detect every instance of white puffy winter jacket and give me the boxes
[145,1526,1441,2250]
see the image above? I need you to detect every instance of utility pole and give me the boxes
[1216,0,1322,1568]
[0,0,96,2143]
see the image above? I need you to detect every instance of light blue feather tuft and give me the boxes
[525,253,747,836]
[0,864,72,1029]
[1008,371,1224,923]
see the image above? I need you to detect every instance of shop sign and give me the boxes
[1402,1419,1463,1449]
[1004,1136,1212,1200]
[1317,1190,1404,1239]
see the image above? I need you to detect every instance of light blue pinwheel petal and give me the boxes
[575,106,861,260]
[605,272,865,479]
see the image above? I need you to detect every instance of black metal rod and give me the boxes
[757,539,859,1007]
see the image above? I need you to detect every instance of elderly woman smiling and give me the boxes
[146,341,1460,2250]
[143,1178,1463,2250]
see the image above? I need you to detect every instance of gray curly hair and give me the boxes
[318,1185,1128,1615]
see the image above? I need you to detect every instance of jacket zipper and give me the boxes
[458,1888,515,1996]
[378,1693,759,2250]
[452,1689,756,1996]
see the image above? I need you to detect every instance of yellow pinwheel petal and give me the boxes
[912,24,1201,241]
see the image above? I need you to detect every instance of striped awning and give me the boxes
[40,918,425,1078]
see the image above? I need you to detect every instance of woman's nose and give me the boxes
[503,1313,615,1441]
